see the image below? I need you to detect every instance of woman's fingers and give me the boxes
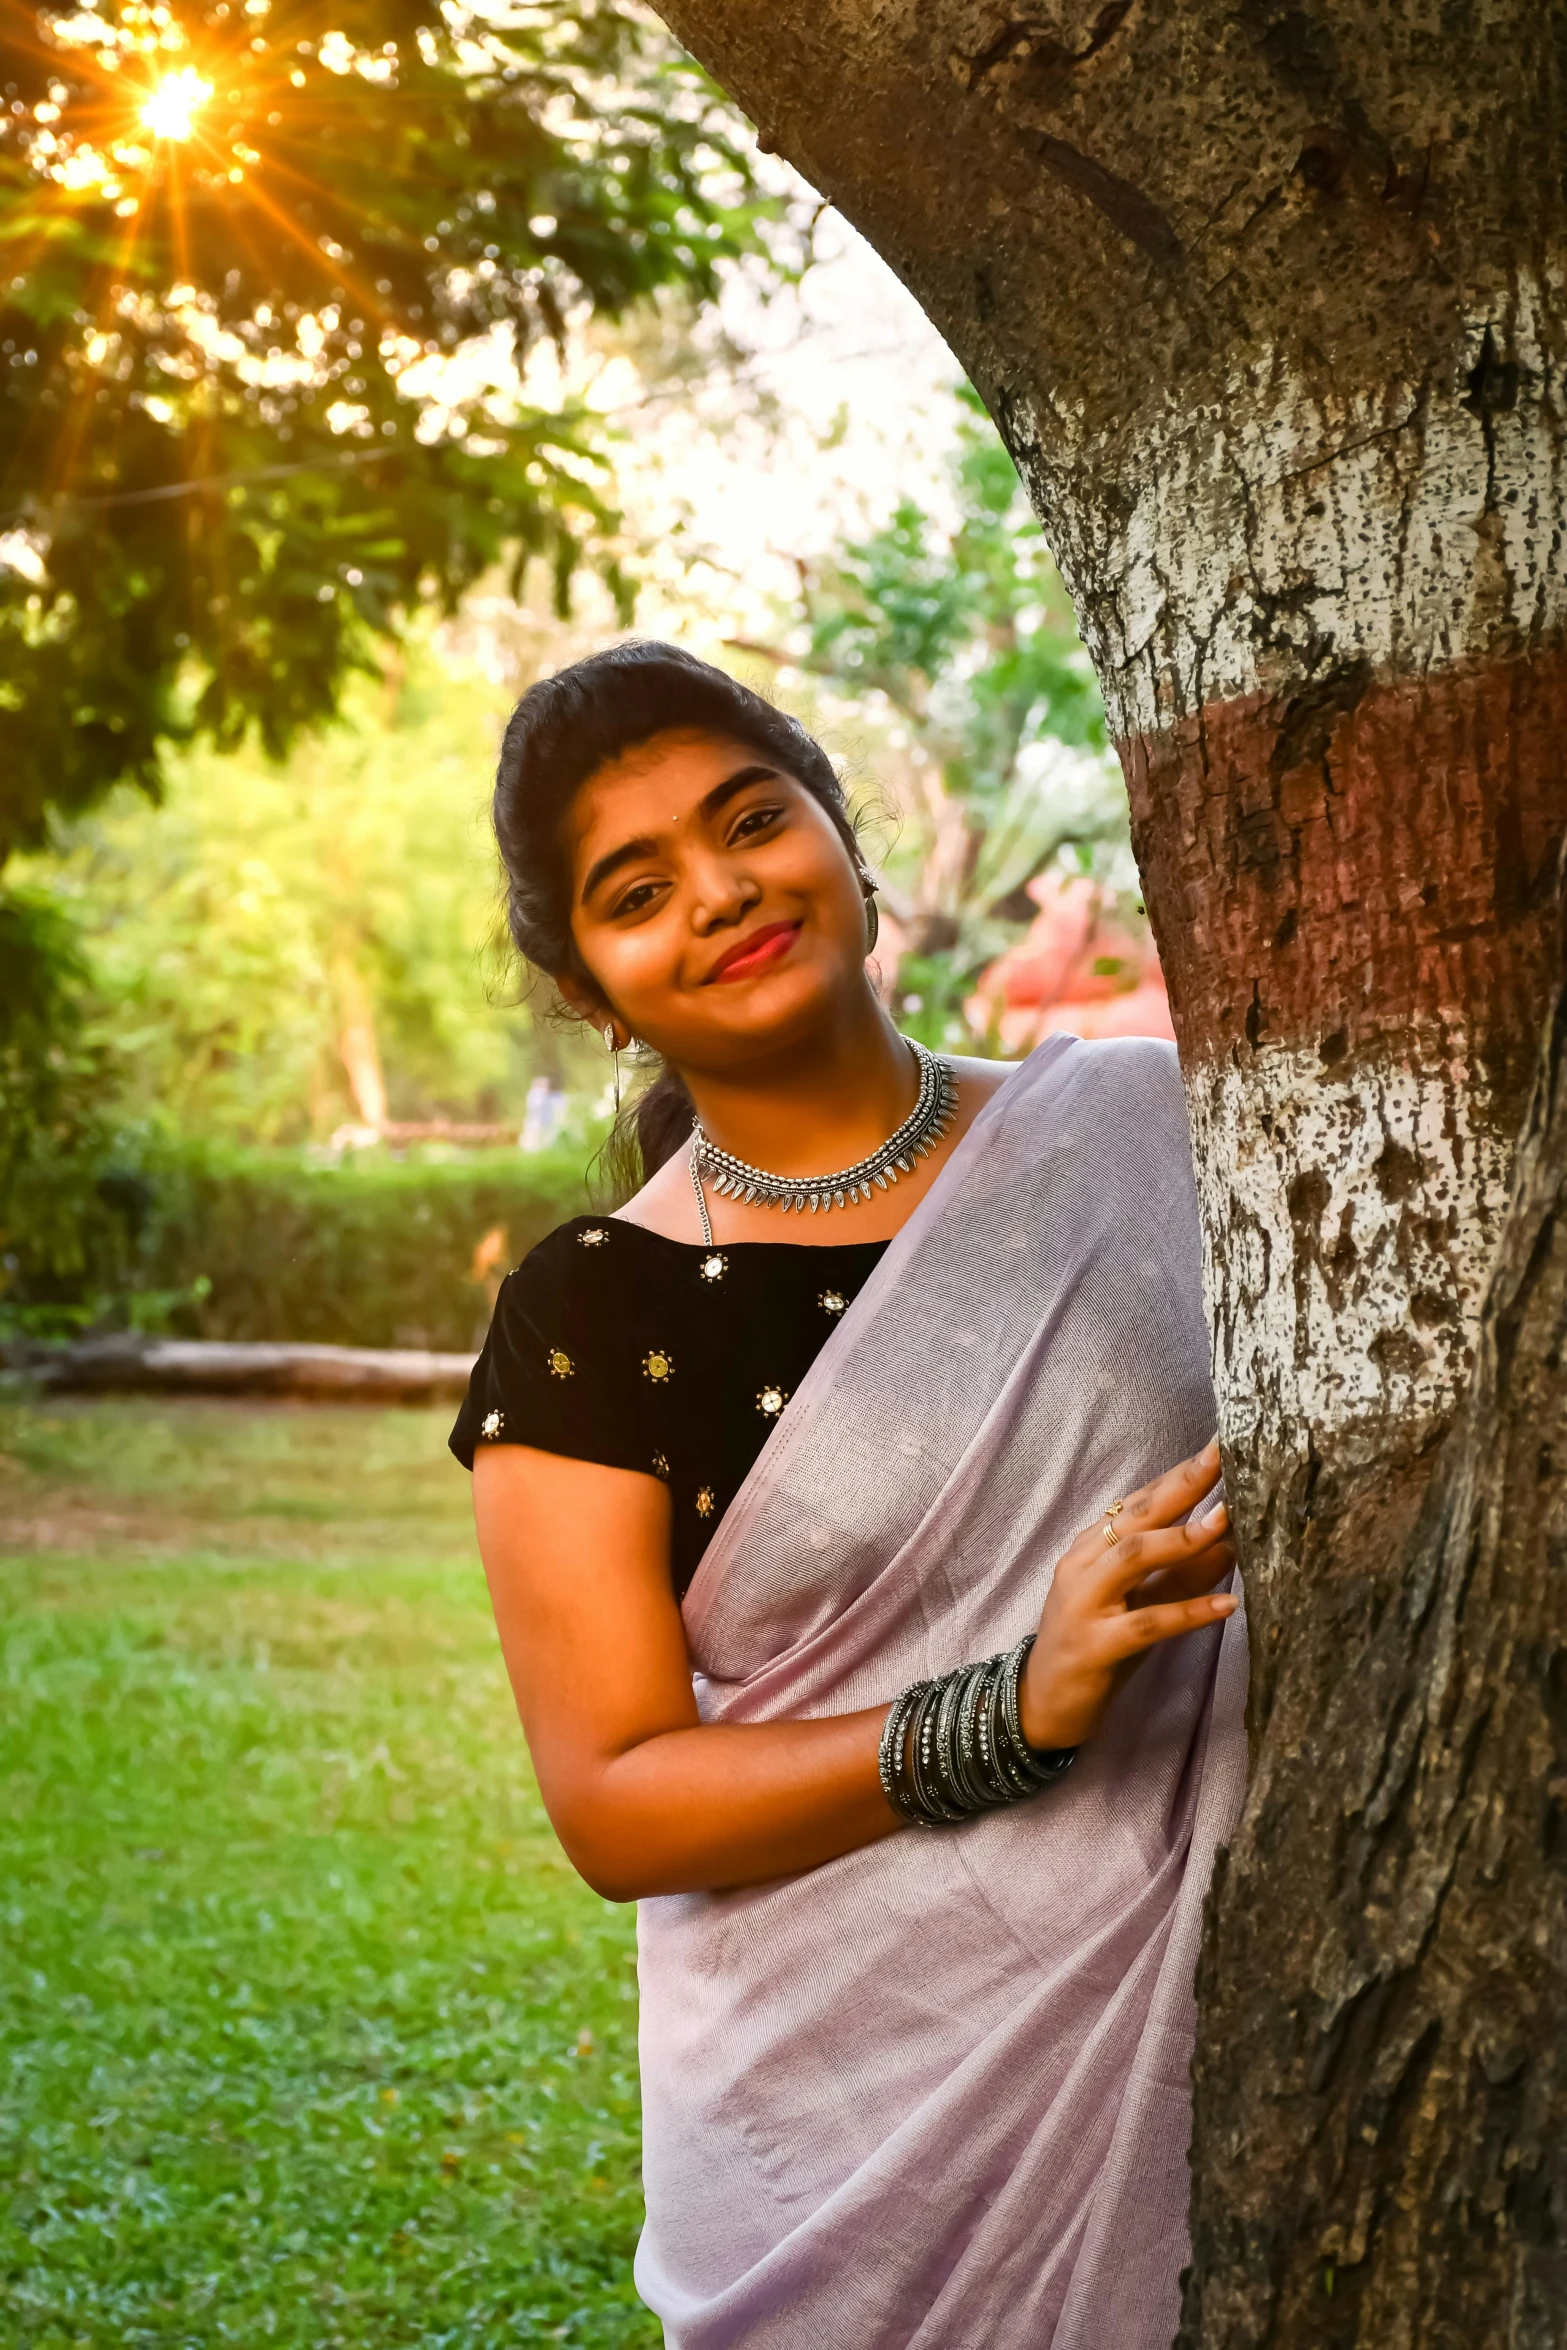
[1128,1541,1237,1609]
[1028,1452,1237,1743]
[1104,1588,1237,1656]
[1087,1504,1230,1605]
[1058,1443,1222,1586]
[1115,1438,1221,1533]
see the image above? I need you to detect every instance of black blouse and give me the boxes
[450,1215,890,1597]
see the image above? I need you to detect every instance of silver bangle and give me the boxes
[878,1639,1076,1828]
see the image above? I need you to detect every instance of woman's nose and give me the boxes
[690,865,761,931]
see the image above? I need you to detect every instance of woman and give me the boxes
[451,641,1247,2350]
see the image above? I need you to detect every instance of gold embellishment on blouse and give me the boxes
[652,1450,670,1480]
[642,1348,675,1383]
[481,1409,505,1439]
[579,1226,610,1248]
[548,1348,574,1379]
[756,1385,789,1417]
[695,1485,716,1518]
[699,1252,728,1283]
[818,1289,847,1315]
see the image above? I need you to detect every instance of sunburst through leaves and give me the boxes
[0,0,782,868]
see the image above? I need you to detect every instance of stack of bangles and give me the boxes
[877,1633,1076,1827]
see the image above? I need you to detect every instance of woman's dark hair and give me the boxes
[493,640,863,1195]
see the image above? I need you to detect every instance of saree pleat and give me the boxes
[634,1036,1249,2349]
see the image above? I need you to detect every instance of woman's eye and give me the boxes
[730,804,782,841]
[613,881,662,917]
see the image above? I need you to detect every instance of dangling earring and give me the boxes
[860,877,880,954]
[603,1021,621,1117]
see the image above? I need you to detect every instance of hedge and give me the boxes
[1,1136,594,1352]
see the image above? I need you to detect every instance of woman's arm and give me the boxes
[473,1444,897,1900]
[473,1439,1237,1901]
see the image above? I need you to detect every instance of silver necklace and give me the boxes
[688,1039,958,1247]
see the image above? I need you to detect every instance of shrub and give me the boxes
[0,891,123,1317]
[1,1134,591,1352]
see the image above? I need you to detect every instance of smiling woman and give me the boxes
[450,641,1247,2350]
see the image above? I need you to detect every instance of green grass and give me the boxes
[0,1398,656,2349]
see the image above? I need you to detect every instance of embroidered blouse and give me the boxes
[449,1215,890,1598]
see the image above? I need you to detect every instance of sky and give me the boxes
[630,200,967,631]
[498,183,969,655]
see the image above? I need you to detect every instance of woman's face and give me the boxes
[563,728,871,1073]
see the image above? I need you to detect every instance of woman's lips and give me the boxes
[705,920,802,983]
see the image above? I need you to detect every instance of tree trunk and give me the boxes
[654,2,1567,2335]
[15,1335,476,1401]
[333,951,389,1132]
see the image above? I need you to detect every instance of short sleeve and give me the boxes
[448,1226,652,1478]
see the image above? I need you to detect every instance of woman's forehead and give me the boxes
[569,730,778,846]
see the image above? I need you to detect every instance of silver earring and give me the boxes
[862,882,880,954]
[603,1021,621,1116]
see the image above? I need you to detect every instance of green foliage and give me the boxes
[0,1398,656,2346]
[0,0,774,861]
[805,392,1106,782]
[19,637,551,1144]
[1,1133,590,1349]
[4,637,603,1346]
[0,888,119,1293]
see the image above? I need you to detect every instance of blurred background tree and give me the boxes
[0,0,789,1325]
[0,891,116,1297]
[29,636,532,1143]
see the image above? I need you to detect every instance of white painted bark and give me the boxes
[1188,1044,1511,1444]
[1185,1043,1513,1676]
[1006,267,1567,740]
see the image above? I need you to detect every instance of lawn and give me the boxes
[0,1397,656,2349]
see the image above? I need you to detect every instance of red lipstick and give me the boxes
[705,920,802,984]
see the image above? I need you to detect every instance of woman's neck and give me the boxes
[680,992,917,1182]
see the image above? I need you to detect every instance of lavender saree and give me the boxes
[635,1036,1249,2350]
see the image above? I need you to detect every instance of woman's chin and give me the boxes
[667,960,856,1062]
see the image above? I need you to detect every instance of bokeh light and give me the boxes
[139,65,211,142]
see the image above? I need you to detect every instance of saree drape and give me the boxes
[634,1036,1249,2350]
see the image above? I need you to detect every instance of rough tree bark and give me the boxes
[653,3,1567,2338]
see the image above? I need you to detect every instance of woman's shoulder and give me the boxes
[509,1211,648,1285]
[945,1036,1182,1124]
[497,1211,679,1321]
[481,1214,671,1393]
[603,1143,699,1244]
[943,1052,1017,1102]
[1070,1033,1183,1109]
[978,1035,1188,1167]
[453,1215,671,1474]
[1013,1031,1181,1105]
[1058,1032,1179,1079]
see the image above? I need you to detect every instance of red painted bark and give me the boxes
[1123,644,1567,1099]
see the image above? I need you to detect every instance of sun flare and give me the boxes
[139,67,212,142]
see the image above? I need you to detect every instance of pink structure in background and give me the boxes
[966,872,1174,1054]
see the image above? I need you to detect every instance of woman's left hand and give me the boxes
[1019,1439,1238,1752]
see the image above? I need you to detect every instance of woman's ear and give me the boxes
[556,975,608,1030]
[558,980,630,1055]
